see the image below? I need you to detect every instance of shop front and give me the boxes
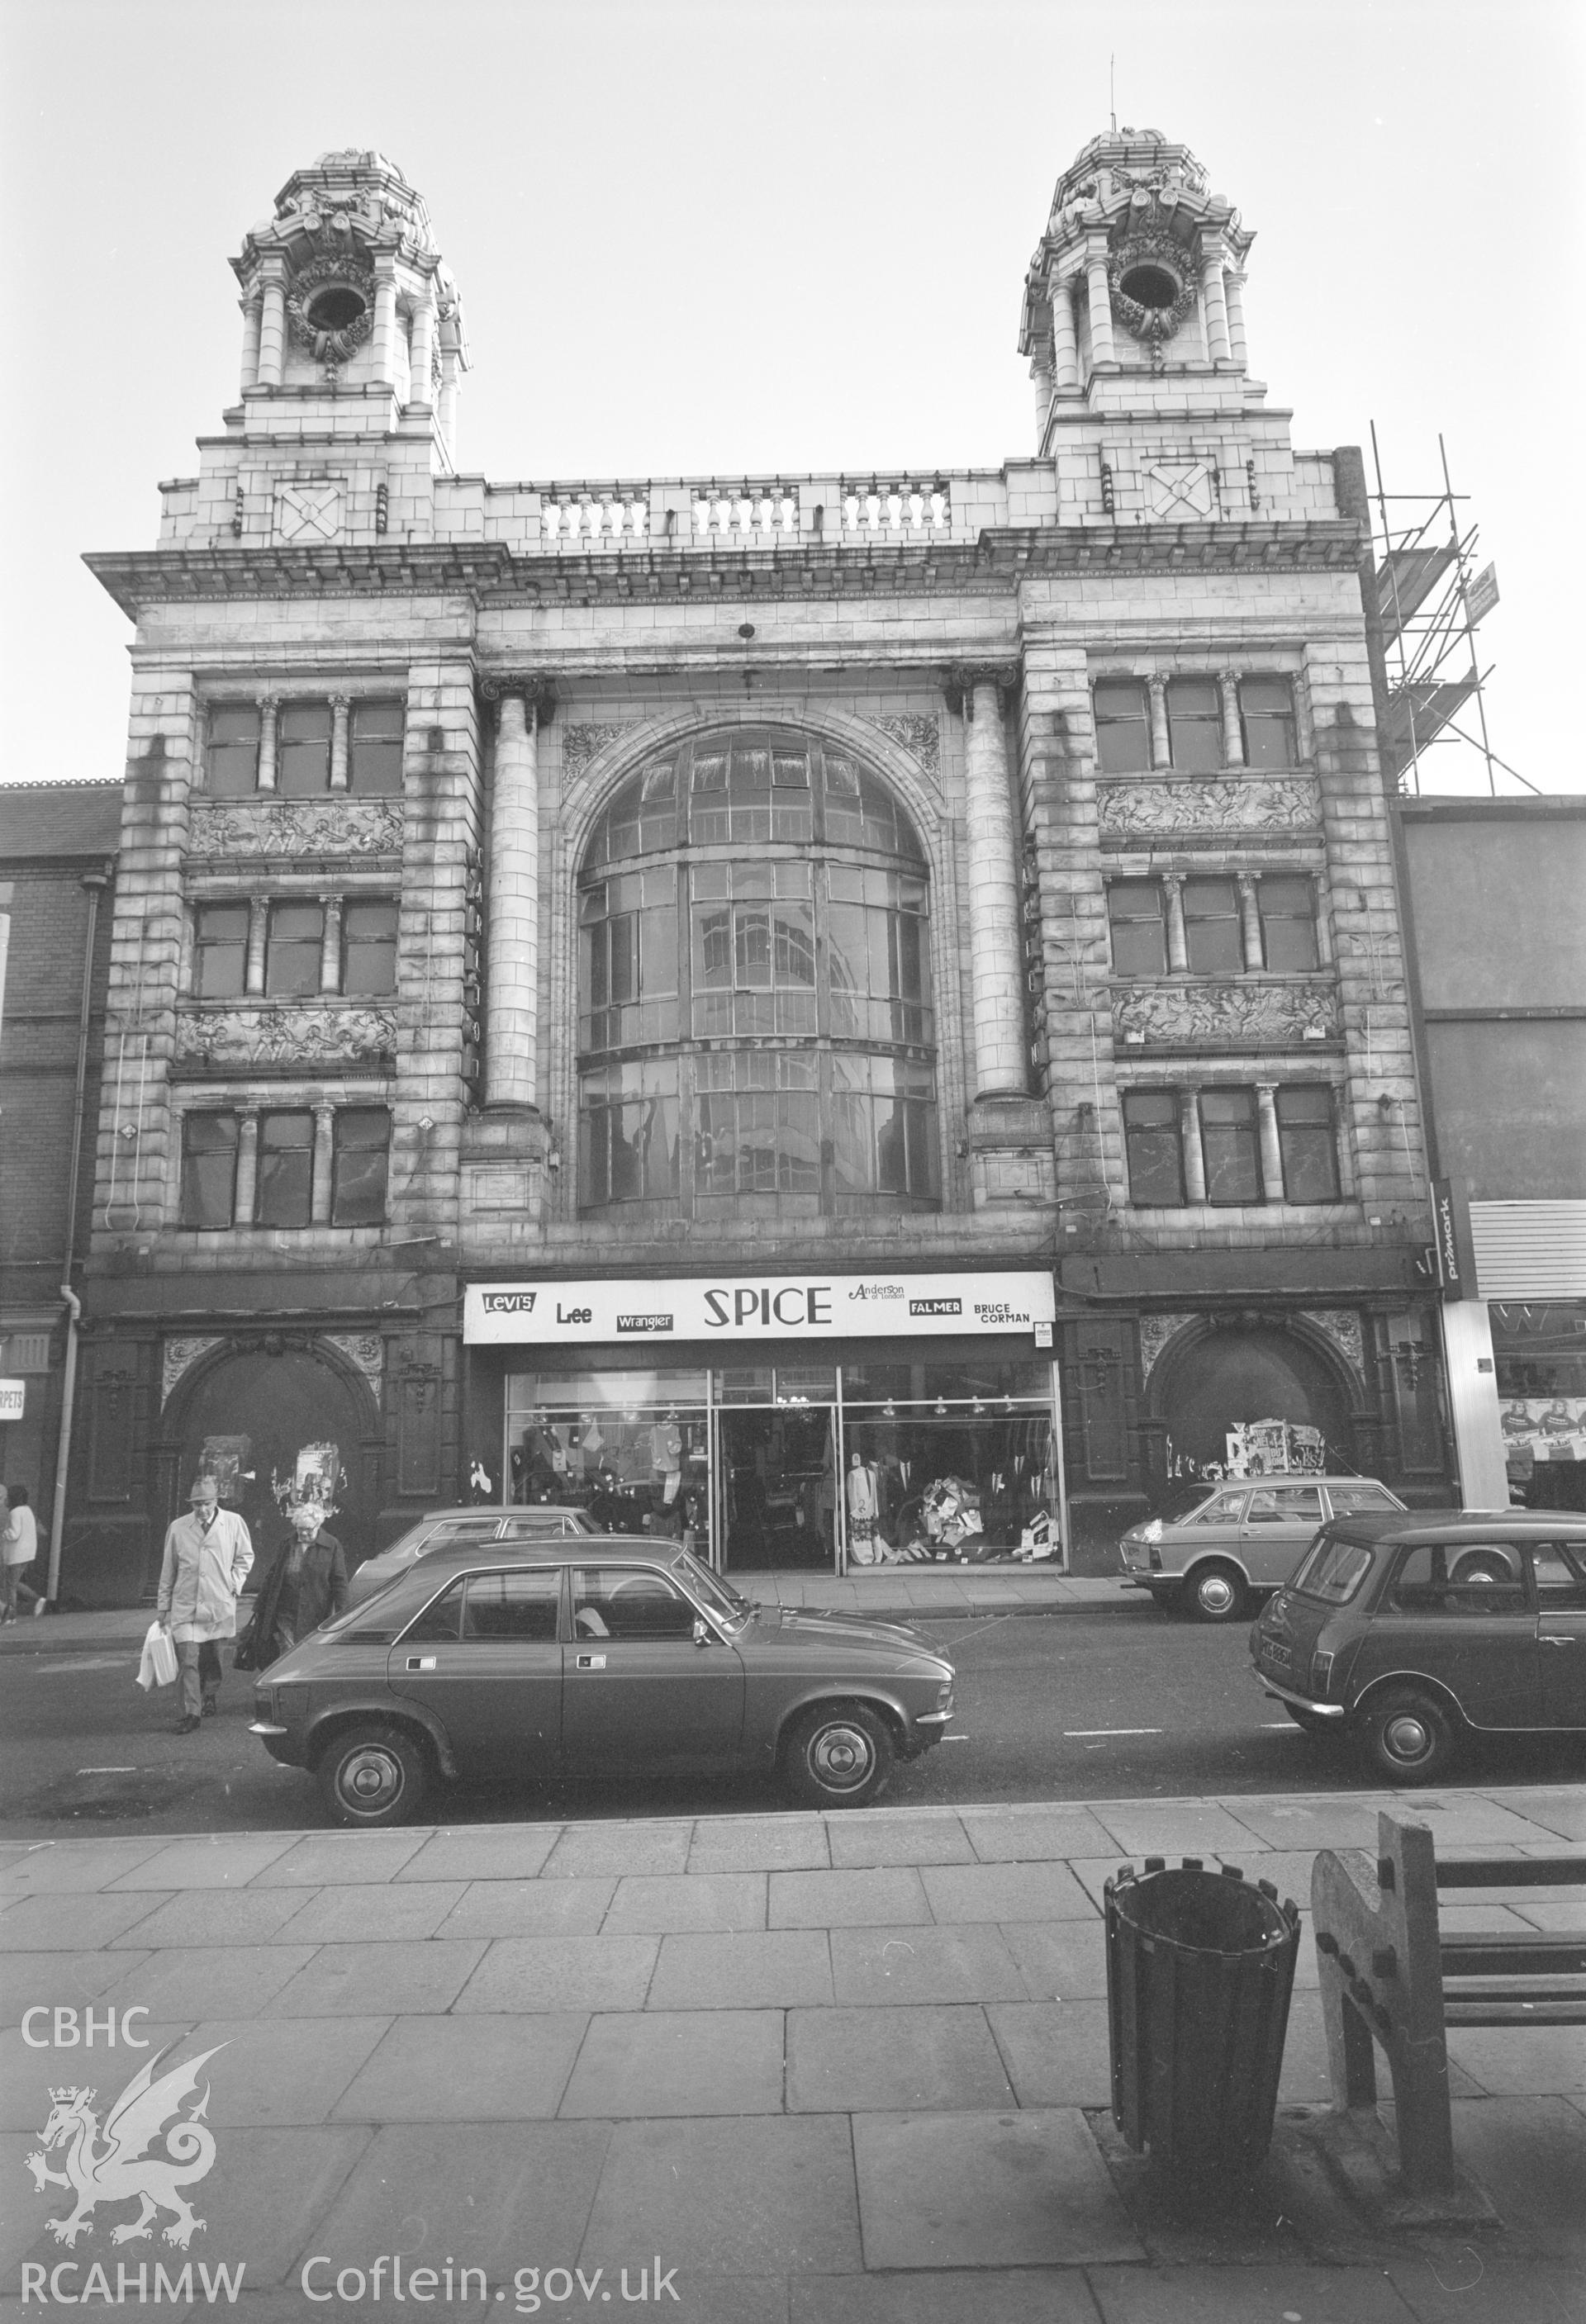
[463,1270,1061,1573]
[1493,1300,1586,1512]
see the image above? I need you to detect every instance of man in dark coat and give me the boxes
[249,1500,349,1668]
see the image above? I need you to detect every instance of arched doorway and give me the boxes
[175,1345,377,1571]
[1153,1322,1356,1482]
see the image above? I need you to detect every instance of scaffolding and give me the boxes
[1368,427,1533,797]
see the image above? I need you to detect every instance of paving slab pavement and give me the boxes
[0,1785,1581,2322]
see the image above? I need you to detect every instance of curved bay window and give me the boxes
[577,728,939,1214]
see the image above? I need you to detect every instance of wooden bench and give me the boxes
[1311,1810,1585,2197]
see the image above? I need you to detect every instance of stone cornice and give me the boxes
[85,520,1365,619]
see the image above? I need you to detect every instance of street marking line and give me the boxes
[31,1656,131,1675]
[1064,1727,1163,1738]
[77,1767,138,1775]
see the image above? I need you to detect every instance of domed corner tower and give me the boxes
[230,148,470,477]
[1019,127,1257,449]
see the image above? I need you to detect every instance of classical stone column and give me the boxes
[235,1110,261,1224]
[408,291,435,410]
[1219,671,1245,767]
[239,296,263,393]
[1085,242,1116,368]
[1147,677,1171,771]
[319,895,343,993]
[1236,875,1264,970]
[311,1103,336,1224]
[1224,270,1249,369]
[1199,245,1232,364]
[959,672,1027,1101]
[329,696,351,791]
[1050,272,1080,390]
[1162,874,1189,973]
[257,695,279,792]
[486,688,542,1110]
[1177,1089,1207,1202]
[1031,358,1053,441]
[371,259,399,386]
[257,259,288,389]
[1256,1082,1284,1200]
[245,899,268,995]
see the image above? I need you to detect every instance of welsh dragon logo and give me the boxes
[26,2045,225,2249]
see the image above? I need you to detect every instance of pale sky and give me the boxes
[2,0,1581,796]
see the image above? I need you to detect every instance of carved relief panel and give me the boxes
[188,800,403,860]
[1113,979,1339,1047]
[174,1005,397,1069]
[1098,776,1322,840]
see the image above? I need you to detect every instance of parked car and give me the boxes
[1250,1511,1586,1781]
[1118,1477,1407,1622]
[346,1506,599,1607]
[251,1539,957,1825]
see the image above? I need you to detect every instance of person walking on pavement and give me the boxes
[245,1498,348,1668]
[157,1474,253,1733]
[2,1483,36,1622]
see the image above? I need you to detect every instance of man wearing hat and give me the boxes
[156,1474,254,1733]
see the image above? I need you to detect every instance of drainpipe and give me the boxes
[45,867,108,1610]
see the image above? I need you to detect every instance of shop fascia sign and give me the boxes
[0,1379,24,1421]
[464,1271,1057,1346]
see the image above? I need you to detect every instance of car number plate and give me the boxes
[1261,1642,1292,1671]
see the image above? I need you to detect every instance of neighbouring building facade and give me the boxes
[59,132,1448,1603]
[1396,796,1586,1514]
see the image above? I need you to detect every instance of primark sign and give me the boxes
[464,1271,1056,1346]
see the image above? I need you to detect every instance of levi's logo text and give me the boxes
[703,1286,832,1328]
[482,1292,536,1314]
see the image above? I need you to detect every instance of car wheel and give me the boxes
[781,1703,893,1809]
[1451,1551,1516,1586]
[1186,1562,1247,1623]
[317,1724,428,1828]
[1359,1688,1458,1784]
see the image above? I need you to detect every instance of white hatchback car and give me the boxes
[1119,1476,1408,1622]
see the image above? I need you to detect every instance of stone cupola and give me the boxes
[1019,129,1257,446]
[230,149,470,467]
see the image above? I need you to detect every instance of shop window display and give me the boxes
[1493,1302,1586,1511]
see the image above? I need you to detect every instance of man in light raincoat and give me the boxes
[156,1474,254,1733]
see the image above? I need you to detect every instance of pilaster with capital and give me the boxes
[1199,241,1232,364]
[256,258,287,390]
[371,258,400,387]
[406,291,436,412]
[1085,240,1116,369]
[1050,270,1080,391]
[1224,269,1249,370]
[239,296,262,394]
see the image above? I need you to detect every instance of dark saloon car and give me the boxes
[251,1540,956,1825]
[1251,1511,1586,1781]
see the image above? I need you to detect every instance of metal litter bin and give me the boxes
[1106,1855,1300,2180]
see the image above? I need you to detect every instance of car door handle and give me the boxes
[576,1653,606,1669]
[405,1655,437,1672]
[1540,1634,1576,1647]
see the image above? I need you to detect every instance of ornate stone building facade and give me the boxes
[64,135,1446,1600]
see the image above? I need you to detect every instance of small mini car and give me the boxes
[1119,1476,1406,1622]
[346,1506,599,1607]
[1250,1510,1586,1781]
[252,1539,956,1825]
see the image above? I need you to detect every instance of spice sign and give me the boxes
[0,1379,25,1422]
[465,1272,1056,1346]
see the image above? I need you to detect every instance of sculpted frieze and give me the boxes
[1098,776,1321,838]
[561,725,629,778]
[188,799,403,859]
[1113,979,1339,1046]
[867,714,941,778]
[175,1006,397,1068]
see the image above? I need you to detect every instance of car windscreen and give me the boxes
[1291,1534,1375,1605]
[672,1549,752,1628]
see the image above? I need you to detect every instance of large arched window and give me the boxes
[577,726,939,1215]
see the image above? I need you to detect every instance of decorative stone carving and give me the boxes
[286,255,376,360]
[1301,1309,1365,1383]
[1098,776,1321,837]
[188,799,402,858]
[1139,1313,1197,1382]
[868,714,941,777]
[324,1332,385,1404]
[1113,979,1339,1046]
[1109,235,1199,347]
[561,724,627,777]
[175,1006,397,1068]
[161,1335,224,1411]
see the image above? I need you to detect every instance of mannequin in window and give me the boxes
[846,1449,879,1561]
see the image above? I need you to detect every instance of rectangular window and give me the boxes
[578,1060,679,1205]
[265,900,325,996]
[1257,875,1318,971]
[697,1054,821,1198]
[1122,1091,1185,1206]
[1239,676,1298,769]
[349,700,406,795]
[579,869,678,1053]
[825,866,933,1045]
[331,1107,390,1226]
[254,1111,314,1227]
[193,902,249,998]
[341,899,399,995]
[1182,877,1242,973]
[1275,1085,1340,1201]
[691,864,814,1040]
[1166,677,1223,771]
[1093,679,1151,775]
[1108,880,1167,976]
[206,705,260,798]
[1199,1087,1261,1204]
[829,1055,937,1200]
[179,1112,238,1228]
[277,704,333,797]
